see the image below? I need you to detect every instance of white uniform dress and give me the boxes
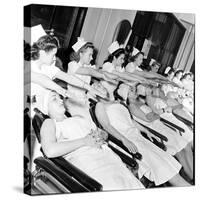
[30,61,61,116]
[67,61,96,122]
[104,103,182,185]
[132,104,189,155]
[54,116,144,190]
[125,62,143,73]
[146,96,193,144]
[101,62,124,100]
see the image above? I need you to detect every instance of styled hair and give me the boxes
[168,68,175,75]
[181,73,191,81]
[113,81,124,101]
[129,52,144,62]
[104,48,125,63]
[174,69,183,77]
[70,42,94,62]
[31,35,59,60]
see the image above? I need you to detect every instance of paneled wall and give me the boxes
[172,14,195,72]
[81,8,194,72]
[80,7,137,67]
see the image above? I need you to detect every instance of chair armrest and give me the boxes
[108,134,142,160]
[49,157,103,191]
[108,144,138,170]
[136,121,168,142]
[160,117,185,133]
[34,157,89,193]
[172,111,193,128]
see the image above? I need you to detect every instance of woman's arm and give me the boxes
[31,72,67,96]
[76,67,104,79]
[40,119,102,158]
[95,102,138,153]
[146,96,164,115]
[133,70,168,81]
[128,102,159,122]
[55,71,107,98]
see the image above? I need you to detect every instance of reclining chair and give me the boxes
[31,106,142,194]
[31,108,103,194]
[172,110,194,130]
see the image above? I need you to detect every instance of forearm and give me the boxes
[103,124,127,142]
[31,72,63,91]
[55,71,89,89]
[113,71,144,82]
[43,138,86,158]
[128,104,152,123]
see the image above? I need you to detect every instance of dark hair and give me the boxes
[104,48,125,63]
[129,52,144,62]
[167,68,174,75]
[31,35,59,60]
[181,73,191,81]
[113,81,124,101]
[24,40,31,61]
[70,42,94,62]
[174,69,183,77]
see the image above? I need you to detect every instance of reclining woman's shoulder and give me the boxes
[41,118,56,131]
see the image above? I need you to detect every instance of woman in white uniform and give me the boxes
[39,90,144,191]
[28,25,105,113]
[130,83,193,180]
[125,49,168,82]
[172,70,184,88]
[94,95,191,186]
[67,37,117,117]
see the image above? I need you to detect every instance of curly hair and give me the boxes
[31,35,59,60]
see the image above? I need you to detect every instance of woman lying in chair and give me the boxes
[93,83,192,187]
[119,83,193,181]
[37,90,144,191]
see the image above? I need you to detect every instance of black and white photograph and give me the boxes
[21,0,196,198]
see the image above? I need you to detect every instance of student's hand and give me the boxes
[56,87,68,97]
[88,86,108,99]
[84,133,103,148]
[95,128,108,142]
[122,137,138,153]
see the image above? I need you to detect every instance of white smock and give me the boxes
[104,103,182,186]
[101,62,124,100]
[67,61,96,120]
[54,116,144,190]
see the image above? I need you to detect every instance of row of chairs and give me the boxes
[24,94,193,194]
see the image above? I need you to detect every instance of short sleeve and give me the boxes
[102,62,114,73]
[125,63,136,73]
[68,61,80,74]
[41,64,60,80]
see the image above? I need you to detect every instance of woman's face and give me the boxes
[114,54,125,67]
[136,84,146,96]
[48,92,65,115]
[39,48,57,66]
[151,64,159,73]
[177,72,183,79]
[128,86,137,100]
[80,47,93,65]
[134,54,143,66]
[168,72,174,79]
